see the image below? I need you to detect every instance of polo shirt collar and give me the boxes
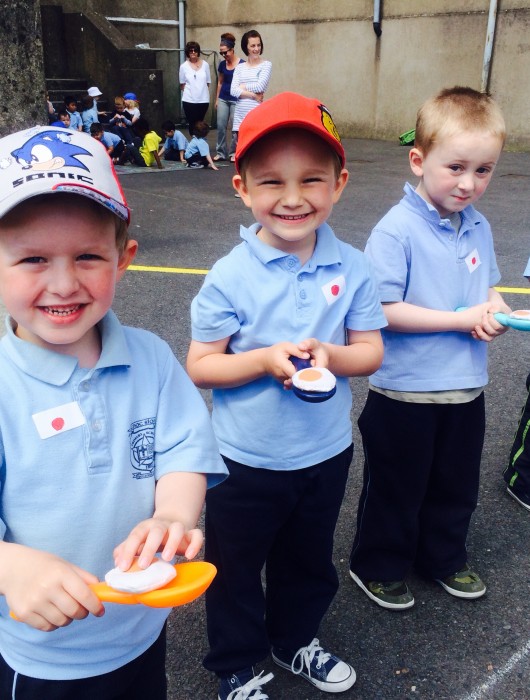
[403,182,480,228]
[1,310,131,386]
[240,222,342,267]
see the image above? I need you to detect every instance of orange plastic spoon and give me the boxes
[91,561,216,608]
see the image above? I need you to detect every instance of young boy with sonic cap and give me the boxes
[349,86,510,611]
[187,92,386,699]
[0,125,227,699]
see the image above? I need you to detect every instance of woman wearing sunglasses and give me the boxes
[213,33,244,162]
[179,41,212,136]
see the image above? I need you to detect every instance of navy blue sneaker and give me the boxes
[272,638,355,693]
[218,667,273,700]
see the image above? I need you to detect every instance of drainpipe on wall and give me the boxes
[373,0,382,37]
[481,0,498,93]
[178,0,186,58]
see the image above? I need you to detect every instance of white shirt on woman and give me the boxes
[179,60,211,103]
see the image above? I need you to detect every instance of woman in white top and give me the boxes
[230,30,272,161]
[179,41,212,136]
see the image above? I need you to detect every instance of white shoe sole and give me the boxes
[436,579,486,599]
[507,486,530,512]
[272,653,356,693]
[349,570,414,610]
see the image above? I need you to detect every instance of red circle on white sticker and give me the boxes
[52,417,65,431]
[331,285,340,296]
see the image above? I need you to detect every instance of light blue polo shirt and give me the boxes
[191,222,386,470]
[366,183,501,392]
[101,130,122,149]
[0,311,226,680]
[67,109,83,131]
[165,131,188,152]
[185,136,209,159]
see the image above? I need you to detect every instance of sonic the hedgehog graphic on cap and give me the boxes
[10,129,91,172]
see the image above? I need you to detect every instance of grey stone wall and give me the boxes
[0,1,47,134]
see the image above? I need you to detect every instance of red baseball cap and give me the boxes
[235,92,345,172]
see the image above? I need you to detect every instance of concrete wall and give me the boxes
[39,1,530,147]
[184,0,530,148]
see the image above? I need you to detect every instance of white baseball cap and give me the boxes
[0,126,130,223]
[87,86,103,97]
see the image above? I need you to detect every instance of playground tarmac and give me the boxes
[6,135,530,699]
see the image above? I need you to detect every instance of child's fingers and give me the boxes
[114,522,152,570]
[158,521,186,561]
[182,528,204,560]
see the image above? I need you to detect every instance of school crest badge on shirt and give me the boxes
[322,275,346,305]
[465,248,481,273]
[32,401,86,439]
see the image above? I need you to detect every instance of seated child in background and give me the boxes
[185,121,218,170]
[108,96,135,144]
[159,120,188,162]
[50,109,71,129]
[90,122,125,163]
[349,86,509,612]
[124,97,141,124]
[120,117,163,168]
[87,86,108,123]
[504,260,530,511]
[80,93,99,133]
[64,95,83,132]
[0,126,227,698]
[187,92,386,699]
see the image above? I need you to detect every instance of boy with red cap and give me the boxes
[187,92,386,699]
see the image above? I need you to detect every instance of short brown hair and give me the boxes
[185,41,201,58]
[415,86,506,156]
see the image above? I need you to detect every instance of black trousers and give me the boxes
[0,625,167,700]
[182,101,209,136]
[203,446,352,676]
[504,371,530,496]
[350,390,485,581]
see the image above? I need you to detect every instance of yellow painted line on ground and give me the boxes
[495,287,530,294]
[129,266,530,294]
[129,264,209,275]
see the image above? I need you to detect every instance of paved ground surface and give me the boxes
[7,136,530,699]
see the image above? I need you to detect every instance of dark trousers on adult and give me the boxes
[182,101,209,136]
[0,624,166,700]
[504,371,530,496]
[203,445,352,677]
[350,390,485,581]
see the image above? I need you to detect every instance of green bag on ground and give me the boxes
[399,129,415,146]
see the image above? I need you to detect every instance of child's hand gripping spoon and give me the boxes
[491,310,530,331]
[456,307,530,332]
[289,356,337,403]
[10,561,217,620]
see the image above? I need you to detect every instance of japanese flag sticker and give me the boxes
[322,275,346,305]
[32,401,86,439]
[465,248,481,274]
